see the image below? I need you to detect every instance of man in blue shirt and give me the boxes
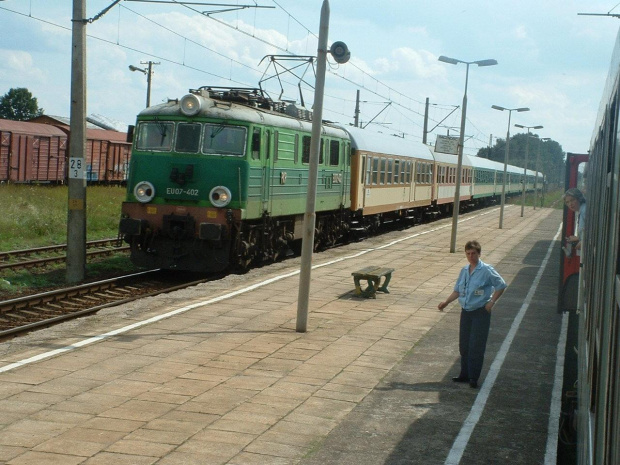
[438,240,507,388]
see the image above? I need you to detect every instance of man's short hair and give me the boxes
[465,240,481,253]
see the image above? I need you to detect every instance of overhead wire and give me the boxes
[0,1,491,151]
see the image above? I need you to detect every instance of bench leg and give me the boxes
[362,278,379,298]
[353,277,379,298]
[376,273,392,294]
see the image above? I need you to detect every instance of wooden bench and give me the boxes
[352,266,395,298]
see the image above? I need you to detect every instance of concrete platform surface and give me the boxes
[0,205,565,465]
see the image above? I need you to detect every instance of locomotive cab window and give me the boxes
[136,121,174,151]
[202,124,246,157]
[175,123,201,153]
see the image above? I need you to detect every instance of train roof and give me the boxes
[342,126,434,161]
[138,89,349,140]
[432,150,472,167]
[0,119,67,137]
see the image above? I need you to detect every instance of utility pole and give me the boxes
[129,61,159,107]
[354,89,360,127]
[66,0,87,283]
[423,97,429,144]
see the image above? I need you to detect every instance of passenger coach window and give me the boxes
[202,124,246,156]
[175,123,201,153]
[372,157,379,184]
[393,160,399,183]
[380,158,387,184]
[136,121,174,151]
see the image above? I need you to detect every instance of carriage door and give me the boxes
[261,129,273,213]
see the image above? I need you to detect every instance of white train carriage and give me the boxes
[345,127,435,216]
[433,150,473,206]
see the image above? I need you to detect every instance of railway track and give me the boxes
[0,238,129,272]
[0,270,216,339]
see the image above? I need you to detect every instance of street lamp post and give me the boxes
[129,61,159,107]
[296,1,350,332]
[534,137,550,209]
[438,55,497,253]
[515,124,543,217]
[491,105,529,229]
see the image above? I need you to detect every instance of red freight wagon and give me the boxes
[0,119,68,183]
[84,128,131,183]
[29,115,132,184]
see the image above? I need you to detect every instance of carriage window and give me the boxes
[393,160,399,184]
[400,160,406,183]
[372,157,379,184]
[136,121,174,151]
[365,156,372,184]
[387,159,393,184]
[202,124,246,156]
[320,139,324,164]
[380,158,387,184]
[329,140,340,166]
[175,123,201,153]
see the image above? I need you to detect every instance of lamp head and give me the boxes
[475,59,498,67]
[491,105,505,111]
[516,107,530,112]
[129,65,146,74]
[438,55,459,65]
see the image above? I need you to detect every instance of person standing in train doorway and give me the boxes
[437,240,507,388]
[563,188,586,256]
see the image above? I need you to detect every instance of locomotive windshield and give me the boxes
[135,121,174,151]
[135,121,246,156]
[203,124,246,156]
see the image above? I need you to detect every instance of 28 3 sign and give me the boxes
[69,158,86,179]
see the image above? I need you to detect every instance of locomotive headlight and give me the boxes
[133,181,156,203]
[180,94,201,116]
[209,186,232,208]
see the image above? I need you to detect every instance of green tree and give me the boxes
[0,87,44,121]
[477,134,565,187]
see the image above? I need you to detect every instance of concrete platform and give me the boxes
[0,205,565,465]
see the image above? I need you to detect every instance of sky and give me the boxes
[0,0,618,156]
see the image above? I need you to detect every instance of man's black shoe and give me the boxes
[452,376,468,382]
[469,379,478,388]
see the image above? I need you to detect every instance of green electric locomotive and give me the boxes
[119,87,351,272]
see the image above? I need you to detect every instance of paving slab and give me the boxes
[0,205,564,464]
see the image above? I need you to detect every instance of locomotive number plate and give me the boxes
[166,188,200,196]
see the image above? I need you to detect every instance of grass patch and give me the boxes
[0,184,134,296]
[506,188,564,209]
[0,184,127,251]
